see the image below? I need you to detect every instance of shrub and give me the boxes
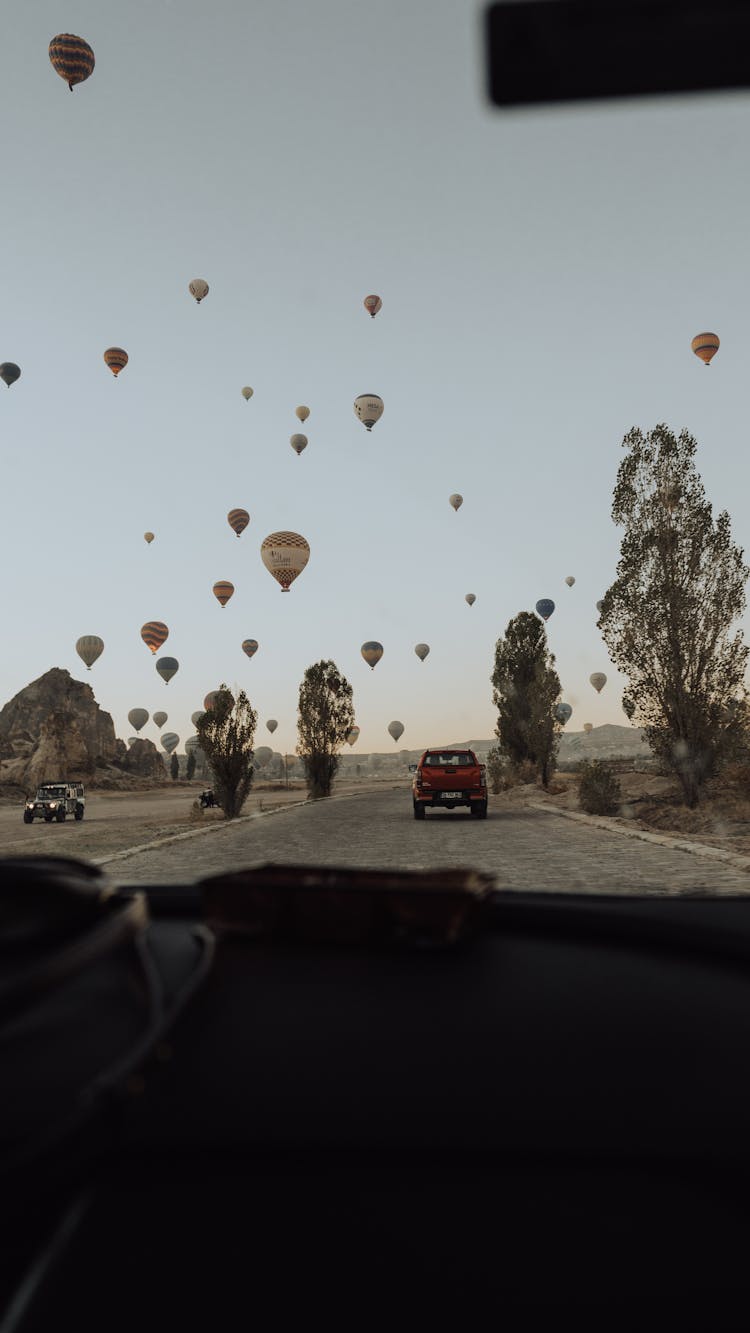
[578,761,622,815]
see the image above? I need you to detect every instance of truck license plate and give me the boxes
[442,791,462,799]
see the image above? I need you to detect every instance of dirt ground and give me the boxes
[0,777,403,863]
[500,769,750,859]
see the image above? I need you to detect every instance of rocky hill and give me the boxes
[0,668,168,792]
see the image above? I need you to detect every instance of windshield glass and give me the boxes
[37,788,65,799]
[1,3,749,900]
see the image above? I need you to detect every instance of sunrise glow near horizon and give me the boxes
[2,1,750,757]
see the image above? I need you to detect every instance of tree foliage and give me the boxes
[491,612,561,787]
[601,424,749,807]
[196,685,258,818]
[297,659,355,799]
[485,745,506,794]
[169,753,179,781]
[186,749,196,781]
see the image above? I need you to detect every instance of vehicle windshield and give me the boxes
[37,787,66,799]
[1,4,749,901]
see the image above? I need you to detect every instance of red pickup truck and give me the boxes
[412,749,488,819]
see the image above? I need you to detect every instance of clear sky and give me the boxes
[2,1,750,757]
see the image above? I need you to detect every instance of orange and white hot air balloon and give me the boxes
[691,332,720,365]
[260,532,310,592]
[213,581,235,607]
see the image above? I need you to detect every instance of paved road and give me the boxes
[106,789,750,895]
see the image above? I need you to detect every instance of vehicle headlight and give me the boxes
[49,802,58,809]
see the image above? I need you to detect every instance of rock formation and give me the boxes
[0,668,168,791]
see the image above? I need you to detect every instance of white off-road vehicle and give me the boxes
[23,783,85,824]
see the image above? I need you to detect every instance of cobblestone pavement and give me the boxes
[105,789,750,895]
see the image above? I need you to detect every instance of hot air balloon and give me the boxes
[192,711,205,727]
[353,394,384,431]
[203,691,221,712]
[128,709,149,733]
[144,532,155,544]
[161,733,180,755]
[260,532,310,592]
[388,721,404,743]
[153,711,168,729]
[290,434,308,456]
[691,332,719,365]
[596,600,604,613]
[213,581,235,607]
[156,656,179,684]
[189,279,209,303]
[242,639,259,659]
[266,719,278,734]
[361,642,383,670]
[141,621,168,654]
[363,295,382,318]
[565,576,575,587]
[49,34,95,89]
[75,635,103,670]
[227,508,250,537]
[295,406,310,423]
[104,348,128,377]
[127,737,139,749]
[535,600,555,621]
[583,723,593,734]
[449,494,463,512]
[242,386,253,401]
[185,735,200,755]
[556,702,572,725]
[465,593,476,606]
[254,746,273,767]
[590,672,607,694]
[414,643,430,662]
[347,726,360,747]
[0,363,21,388]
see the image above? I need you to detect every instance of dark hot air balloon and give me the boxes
[49,34,95,89]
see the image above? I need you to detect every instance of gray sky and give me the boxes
[2,1,749,756]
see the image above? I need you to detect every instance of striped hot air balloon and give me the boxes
[227,508,250,537]
[104,347,128,377]
[75,635,103,670]
[213,581,234,607]
[347,726,360,746]
[141,621,168,654]
[691,332,720,365]
[242,639,259,659]
[161,732,180,755]
[49,34,95,90]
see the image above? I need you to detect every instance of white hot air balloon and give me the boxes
[449,494,463,512]
[414,643,430,662]
[388,720,404,744]
[590,673,607,694]
[261,531,310,592]
[189,278,209,303]
[565,576,576,587]
[353,394,384,431]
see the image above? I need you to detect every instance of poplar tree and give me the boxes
[491,612,561,787]
[297,660,355,798]
[601,424,749,807]
[196,685,258,818]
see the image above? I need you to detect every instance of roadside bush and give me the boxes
[578,761,622,815]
